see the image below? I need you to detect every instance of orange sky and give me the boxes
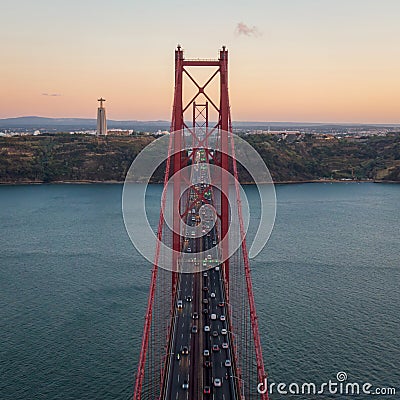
[1,0,400,123]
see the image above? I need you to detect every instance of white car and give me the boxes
[214,378,222,387]
[221,328,227,335]
[203,349,210,357]
[210,292,216,298]
[215,266,220,271]
[210,314,217,320]
[220,315,225,321]
[225,359,231,367]
[204,325,210,332]
[222,342,229,349]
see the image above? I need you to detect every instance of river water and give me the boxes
[0,183,398,399]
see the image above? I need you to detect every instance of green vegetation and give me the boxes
[0,135,153,183]
[0,133,399,184]
[244,133,400,182]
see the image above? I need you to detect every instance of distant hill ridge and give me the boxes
[0,116,169,130]
[1,116,399,131]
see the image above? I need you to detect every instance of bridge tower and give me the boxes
[133,46,269,400]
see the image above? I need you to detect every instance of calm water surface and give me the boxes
[0,183,399,399]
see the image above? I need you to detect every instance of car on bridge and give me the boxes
[214,378,222,387]
[212,344,220,352]
[220,315,225,321]
[203,349,210,357]
[222,342,228,349]
[182,380,189,390]
[192,326,198,333]
[221,328,227,335]
[177,300,183,309]
[186,296,192,302]
[224,359,231,367]
[204,325,210,332]
[192,312,198,319]
[182,346,189,355]
[203,386,211,394]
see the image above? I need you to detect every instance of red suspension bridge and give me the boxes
[133,46,269,400]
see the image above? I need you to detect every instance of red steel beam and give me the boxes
[231,129,269,400]
[182,60,220,66]
[219,46,230,290]
[133,134,174,400]
[172,45,184,289]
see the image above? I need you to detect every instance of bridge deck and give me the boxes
[163,149,238,400]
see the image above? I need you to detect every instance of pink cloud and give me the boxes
[235,22,262,37]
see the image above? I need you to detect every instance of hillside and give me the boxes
[0,134,399,184]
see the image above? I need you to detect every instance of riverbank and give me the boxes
[1,134,399,183]
[1,179,398,186]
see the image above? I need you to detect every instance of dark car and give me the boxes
[192,312,199,319]
[182,346,189,355]
[204,386,211,394]
[203,298,209,304]
[212,344,220,352]
[212,330,218,337]
[204,360,211,368]
[186,296,192,302]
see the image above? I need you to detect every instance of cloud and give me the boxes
[235,22,262,37]
[42,93,62,97]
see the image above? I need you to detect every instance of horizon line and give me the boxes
[1,115,400,126]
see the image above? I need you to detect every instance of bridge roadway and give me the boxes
[163,154,238,400]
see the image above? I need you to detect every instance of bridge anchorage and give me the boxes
[131,46,272,400]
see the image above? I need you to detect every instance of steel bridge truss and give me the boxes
[133,46,268,400]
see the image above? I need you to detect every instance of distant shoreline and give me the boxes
[0,179,398,186]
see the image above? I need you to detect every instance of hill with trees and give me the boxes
[0,133,399,184]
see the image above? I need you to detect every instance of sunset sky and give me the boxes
[1,0,400,123]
